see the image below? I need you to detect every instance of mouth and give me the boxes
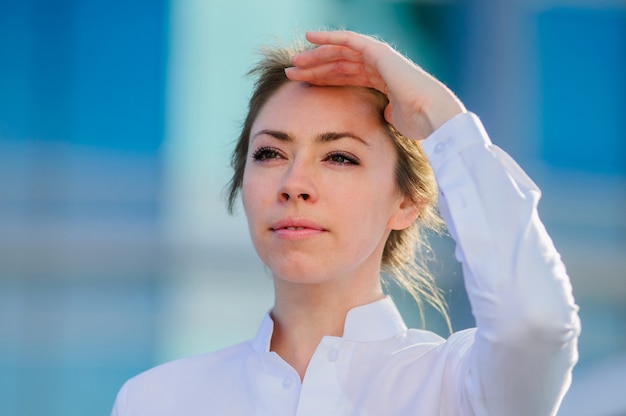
[270,219,326,239]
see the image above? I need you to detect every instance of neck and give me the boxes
[270,275,384,380]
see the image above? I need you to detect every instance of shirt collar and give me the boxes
[251,296,408,353]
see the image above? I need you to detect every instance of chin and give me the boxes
[272,269,332,285]
[267,261,337,286]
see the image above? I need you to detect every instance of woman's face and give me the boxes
[242,82,416,286]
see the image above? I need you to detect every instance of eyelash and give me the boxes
[251,146,284,161]
[250,147,360,166]
[323,151,360,166]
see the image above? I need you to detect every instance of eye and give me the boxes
[324,151,360,166]
[251,146,284,162]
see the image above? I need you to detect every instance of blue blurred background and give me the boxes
[0,0,624,415]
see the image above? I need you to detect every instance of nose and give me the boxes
[278,160,318,203]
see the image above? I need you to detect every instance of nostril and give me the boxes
[281,192,290,201]
[300,193,309,201]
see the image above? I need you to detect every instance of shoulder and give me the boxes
[440,327,477,365]
[402,328,446,347]
[386,327,477,372]
[401,327,477,353]
[379,327,476,365]
[112,341,257,414]
[121,340,254,395]
[400,327,477,384]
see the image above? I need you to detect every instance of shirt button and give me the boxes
[434,137,453,154]
[282,377,293,390]
[327,348,339,362]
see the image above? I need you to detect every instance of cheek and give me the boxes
[241,161,254,205]
[241,167,269,220]
[337,178,399,231]
[241,170,255,217]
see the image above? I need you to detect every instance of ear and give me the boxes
[387,195,421,231]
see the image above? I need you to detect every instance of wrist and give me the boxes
[421,89,466,135]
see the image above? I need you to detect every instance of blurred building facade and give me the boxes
[0,0,624,415]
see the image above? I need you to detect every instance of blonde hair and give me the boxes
[226,42,450,331]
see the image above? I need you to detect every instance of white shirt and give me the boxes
[111,113,580,416]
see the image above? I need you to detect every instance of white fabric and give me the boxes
[111,112,580,416]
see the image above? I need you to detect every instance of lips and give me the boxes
[270,218,326,239]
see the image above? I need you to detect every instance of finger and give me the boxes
[291,45,362,67]
[285,61,379,88]
[286,60,365,81]
[304,31,394,77]
[305,30,377,53]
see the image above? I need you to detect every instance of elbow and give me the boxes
[495,293,581,348]
[508,242,581,345]
[517,303,581,345]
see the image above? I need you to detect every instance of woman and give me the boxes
[112,31,580,415]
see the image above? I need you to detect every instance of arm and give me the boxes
[423,112,580,415]
[287,30,580,415]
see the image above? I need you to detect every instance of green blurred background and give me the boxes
[1,0,624,415]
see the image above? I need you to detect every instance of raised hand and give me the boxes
[285,31,466,140]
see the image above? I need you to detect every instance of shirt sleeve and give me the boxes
[110,382,127,416]
[422,112,581,416]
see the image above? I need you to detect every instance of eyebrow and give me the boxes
[252,129,370,147]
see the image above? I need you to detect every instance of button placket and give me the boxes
[434,136,454,154]
[327,348,339,362]
[282,377,294,390]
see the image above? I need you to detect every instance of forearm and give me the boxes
[423,112,580,415]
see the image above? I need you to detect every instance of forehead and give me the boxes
[251,82,384,134]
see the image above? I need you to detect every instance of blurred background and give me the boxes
[0,0,624,415]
